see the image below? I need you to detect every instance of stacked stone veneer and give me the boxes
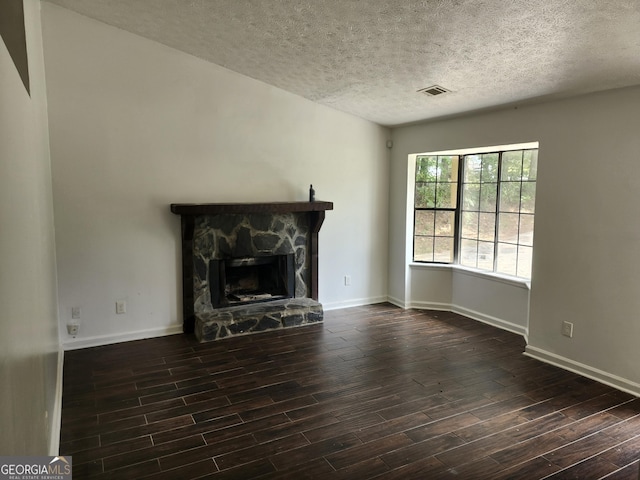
[195,298,323,341]
[192,212,323,341]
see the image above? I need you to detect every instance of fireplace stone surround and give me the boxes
[171,201,333,341]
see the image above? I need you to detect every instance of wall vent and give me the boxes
[418,85,450,96]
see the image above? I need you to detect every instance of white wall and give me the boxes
[450,269,529,336]
[0,1,60,454]
[401,265,529,337]
[390,86,640,395]
[408,265,452,310]
[41,4,390,349]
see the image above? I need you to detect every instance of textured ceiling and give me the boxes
[44,0,640,126]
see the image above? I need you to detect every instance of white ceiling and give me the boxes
[45,0,640,126]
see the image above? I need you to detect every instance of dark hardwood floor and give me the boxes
[60,304,640,479]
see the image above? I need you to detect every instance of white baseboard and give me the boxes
[63,324,184,351]
[451,305,528,338]
[387,301,640,397]
[406,300,452,312]
[49,346,64,455]
[386,296,406,308]
[398,301,527,338]
[322,295,389,311]
[525,345,640,397]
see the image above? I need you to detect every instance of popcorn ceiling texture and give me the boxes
[45,0,640,126]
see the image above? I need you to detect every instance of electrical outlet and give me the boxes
[116,301,126,314]
[71,306,81,319]
[344,275,351,286]
[67,323,79,336]
[561,321,574,338]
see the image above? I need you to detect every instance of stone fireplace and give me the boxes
[171,201,333,342]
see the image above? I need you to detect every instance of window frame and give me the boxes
[413,154,462,264]
[412,143,538,280]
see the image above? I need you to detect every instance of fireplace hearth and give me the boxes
[171,201,333,341]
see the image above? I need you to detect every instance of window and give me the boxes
[413,145,537,279]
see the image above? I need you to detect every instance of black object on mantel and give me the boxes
[309,184,315,202]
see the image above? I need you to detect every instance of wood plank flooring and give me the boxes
[60,304,640,479]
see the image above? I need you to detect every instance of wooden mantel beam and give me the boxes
[171,201,333,216]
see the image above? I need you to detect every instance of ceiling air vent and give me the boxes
[417,85,450,96]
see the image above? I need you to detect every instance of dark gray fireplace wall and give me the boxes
[192,212,310,315]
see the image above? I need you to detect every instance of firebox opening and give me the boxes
[210,254,295,307]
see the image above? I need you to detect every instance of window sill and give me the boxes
[409,262,531,290]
